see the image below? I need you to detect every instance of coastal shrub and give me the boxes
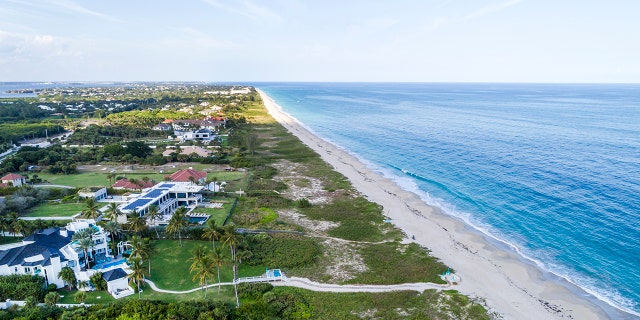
[348,242,449,285]
[259,207,278,224]
[0,275,46,301]
[249,234,321,268]
[296,198,312,208]
[238,282,274,299]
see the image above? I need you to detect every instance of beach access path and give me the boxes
[257,89,609,320]
[145,277,452,295]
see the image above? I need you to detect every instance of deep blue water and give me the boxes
[256,83,640,318]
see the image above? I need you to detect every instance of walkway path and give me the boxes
[144,276,457,295]
[31,184,76,189]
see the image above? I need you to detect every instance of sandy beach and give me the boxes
[257,89,609,320]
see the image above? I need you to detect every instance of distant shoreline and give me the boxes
[257,88,610,320]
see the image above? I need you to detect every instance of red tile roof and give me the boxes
[112,178,156,189]
[167,169,207,182]
[1,173,24,181]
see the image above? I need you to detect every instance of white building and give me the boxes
[119,182,204,221]
[0,219,133,298]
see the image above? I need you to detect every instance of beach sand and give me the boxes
[258,89,609,320]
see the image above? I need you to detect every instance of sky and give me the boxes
[0,0,639,83]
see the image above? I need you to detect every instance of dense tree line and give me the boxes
[0,275,46,302]
[0,102,50,122]
[66,125,167,145]
[0,283,313,320]
[0,123,65,145]
[0,145,79,174]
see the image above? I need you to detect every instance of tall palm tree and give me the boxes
[222,225,242,307]
[81,197,100,219]
[166,207,188,247]
[211,246,226,293]
[58,266,77,291]
[202,219,220,250]
[127,210,147,236]
[103,220,121,245]
[76,237,93,269]
[128,236,152,274]
[189,245,215,298]
[146,205,161,239]
[128,256,148,299]
[103,202,122,222]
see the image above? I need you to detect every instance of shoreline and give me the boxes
[257,88,610,320]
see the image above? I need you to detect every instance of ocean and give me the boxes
[2,81,638,318]
[256,82,640,319]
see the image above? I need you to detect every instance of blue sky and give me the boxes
[1,0,639,82]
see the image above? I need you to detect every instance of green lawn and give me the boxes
[25,202,87,217]
[34,172,111,188]
[57,289,116,304]
[149,239,266,292]
[190,206,230,226]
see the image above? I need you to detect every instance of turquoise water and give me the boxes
[257,83,640,319]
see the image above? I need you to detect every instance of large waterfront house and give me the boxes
[0,219,134,298]
[118,181,204,220]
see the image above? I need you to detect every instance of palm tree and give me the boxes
[106,172,116,185]
[202,219,220,250]
[127,210,147,236]
[77,237,93,269]
[222,225,242,307]
[189,245,215,298]
[13,219,28,237]
[128,236,152,274]
[166,207,188,247]
[81,197,100,219]
[146,205,161,239]
[103,202,122,222]
[103,220,121,245]
[128,256,148,299]
[211,246,226,293]
[58,266,77,291]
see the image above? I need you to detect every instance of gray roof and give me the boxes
[0,227,71,268]
[103,268,128,281]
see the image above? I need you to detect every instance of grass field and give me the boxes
[25,202,86,217]
[190,206,230,226]
[149,239,266,292]
[57,289,116,304]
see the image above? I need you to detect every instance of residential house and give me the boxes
[118,182,204,221]
[0,173,26,187]
[0,219,110,289]
[112,178,156,190]
[78,187,108,201]
[167,169,207,184]
[152,123,173,131]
